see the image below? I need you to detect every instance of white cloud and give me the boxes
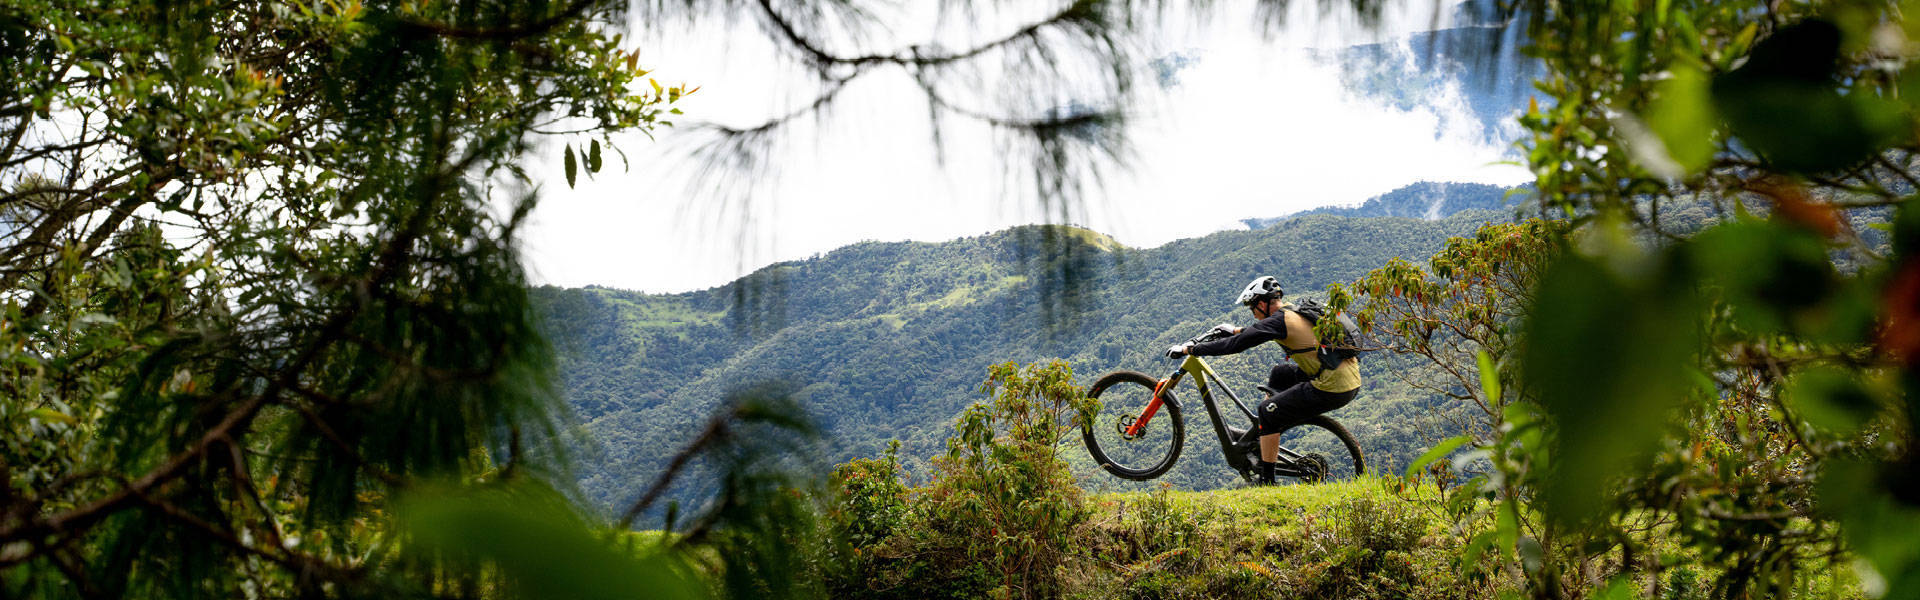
[517,0,1532,293]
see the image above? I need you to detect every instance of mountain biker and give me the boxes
[1165,276,1361,485]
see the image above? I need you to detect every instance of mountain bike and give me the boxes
[1081,328,1365,483]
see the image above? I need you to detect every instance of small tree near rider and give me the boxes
[1166,276,1363,485]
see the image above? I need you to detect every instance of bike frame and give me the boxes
[1125,355,1324,478]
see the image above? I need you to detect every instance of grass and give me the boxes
[629,473,1867,599]
[592,290,725,340]
[865,273,1033,329]
[1063,479,1868,600]
[1068,478,1477,600]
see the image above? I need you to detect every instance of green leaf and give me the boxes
[1783,367,1882,434]
[1640,64,1716,176]
[588,139,603,173]
[27,408,78,426]
[1494,504,1519,553]
[1726,22,1759,60]
[1516,535,1544,575]
[1686,220,1839,337]
[1592,577,1644,600]
[1460,529,1500,571]
[400,482,703,600]
[564,144,577,188]
[1475,350,1500,406]
[1524,245,1703,526]
[1712,19,1904,174]
[1818,460,1920,599]
[1501,399,1537,432]
[1406,435,1471,479]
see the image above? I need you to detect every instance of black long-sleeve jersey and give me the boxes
[1188,312,1288,356]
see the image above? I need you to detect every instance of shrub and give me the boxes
[913,360,1096,598]
[821,360,1097,600]
[822,440,913,598]
[828,440,911,549]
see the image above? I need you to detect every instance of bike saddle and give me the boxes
[1257,385,1277,396]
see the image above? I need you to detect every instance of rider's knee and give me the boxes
[1256,398,1290,434]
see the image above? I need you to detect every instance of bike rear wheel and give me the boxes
[1276,415,1365,483]
[1083,370,1184,481]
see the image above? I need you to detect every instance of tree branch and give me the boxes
[752,0,1099,70]
[615,404,737,530]
[397,0,598,41]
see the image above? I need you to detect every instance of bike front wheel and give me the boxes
[1278,415,1365,483]
[1083,370,1184,481]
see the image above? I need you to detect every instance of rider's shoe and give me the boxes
[1257,460,1278,485]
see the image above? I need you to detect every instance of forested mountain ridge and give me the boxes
[535,184,1525,511]
[1242,181,1519,228]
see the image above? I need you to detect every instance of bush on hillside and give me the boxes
[822,360,1096,600]
[821,441,914,597]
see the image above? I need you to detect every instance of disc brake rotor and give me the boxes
[1299,453,1330,483]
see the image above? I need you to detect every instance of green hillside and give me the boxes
[536,195,1520,512]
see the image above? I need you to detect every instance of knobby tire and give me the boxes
[1083,370,1184,481]
[1283,415,1365,482]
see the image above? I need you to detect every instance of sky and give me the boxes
[516,0,1534,294]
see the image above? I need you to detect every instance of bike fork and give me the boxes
[1122,371,1182,438]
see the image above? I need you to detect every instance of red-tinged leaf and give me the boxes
[1752,180,1843,238]
[1880,259,1920,365]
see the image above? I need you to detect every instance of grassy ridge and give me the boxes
[1075,480,1469,599]
[1069,480,1861,599]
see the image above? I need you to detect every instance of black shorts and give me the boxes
[1254,363,1356,435]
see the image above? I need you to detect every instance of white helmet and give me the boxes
[1236,276,1283,306]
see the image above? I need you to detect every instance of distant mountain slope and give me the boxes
[1242,181,1519,228]
[536,189,1521,513]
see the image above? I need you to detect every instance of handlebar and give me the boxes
[1186,328,1232,345]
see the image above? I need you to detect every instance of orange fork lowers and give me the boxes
[1123,378,1172,438]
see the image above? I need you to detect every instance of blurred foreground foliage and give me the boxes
[0,0,686,595]
[1319,0,1920,598]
